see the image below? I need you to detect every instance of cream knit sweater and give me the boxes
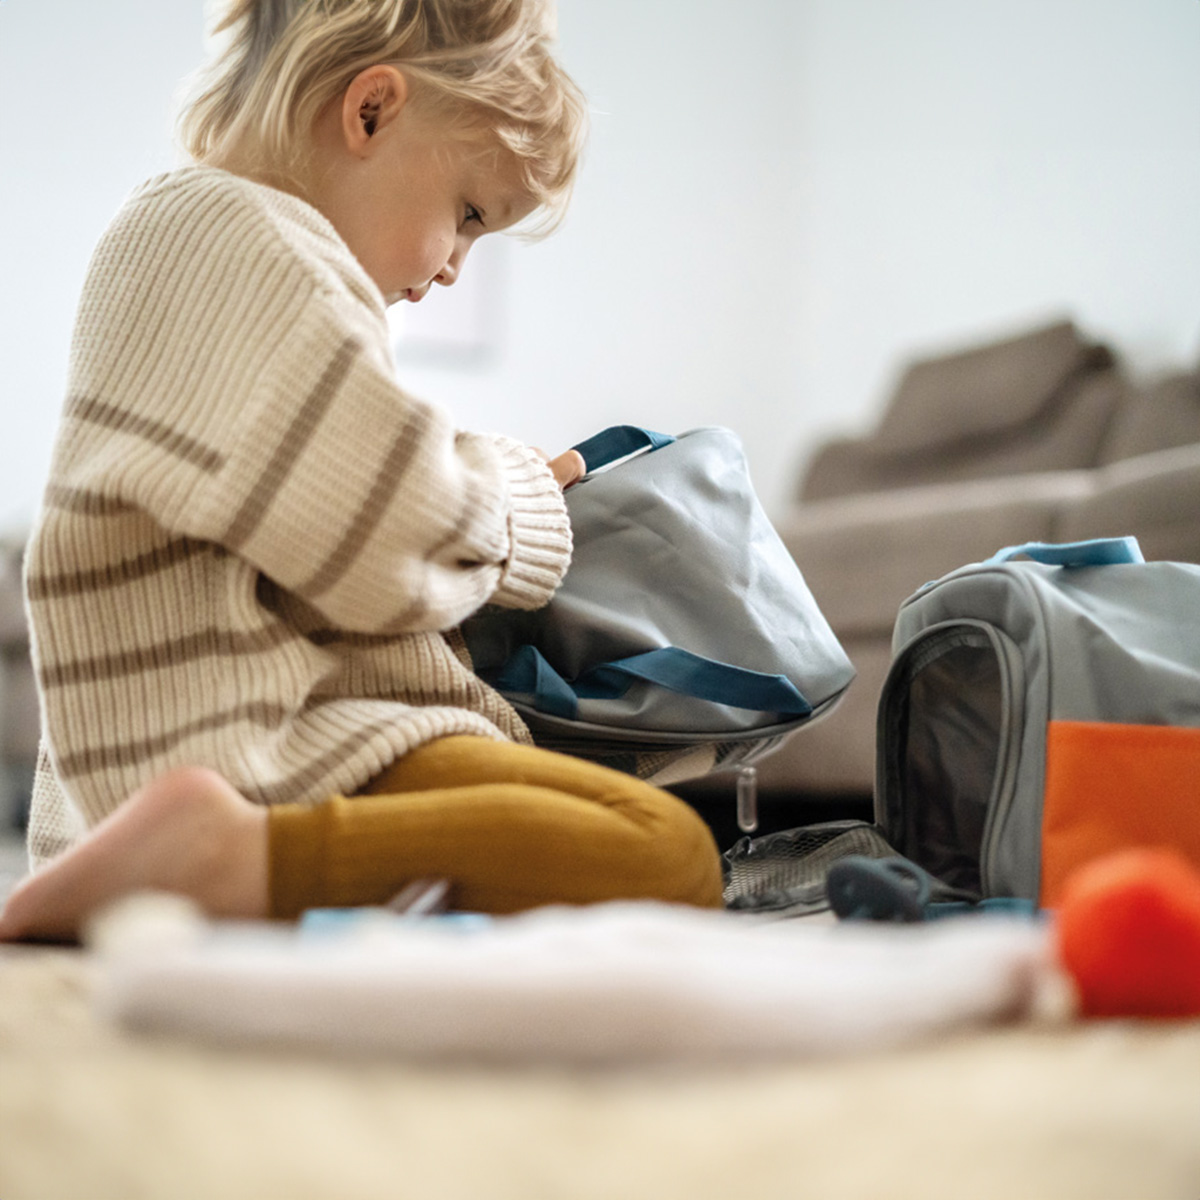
[25,166,572,867]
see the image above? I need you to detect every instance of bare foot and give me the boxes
[0,766,269,944]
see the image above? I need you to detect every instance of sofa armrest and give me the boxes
[0,534,36,761]
[779,470,1093,636]
[1056,442,1200,563]
[0,536,26,647]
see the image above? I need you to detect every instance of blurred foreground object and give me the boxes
[1056,848,1200,1019]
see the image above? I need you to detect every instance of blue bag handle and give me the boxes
[576,648,812,715]
[570,426,675,474]
[986,536,1144,567]
[484,644,812,722]
[487,645,580,720]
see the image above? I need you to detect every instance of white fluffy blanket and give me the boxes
[1,902,1199,1199]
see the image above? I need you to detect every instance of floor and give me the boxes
[4,869,1200,1200]
[4,795,1200,1198]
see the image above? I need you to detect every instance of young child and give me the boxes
[0,0,722,941]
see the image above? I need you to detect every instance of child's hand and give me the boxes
[536,448,585,490]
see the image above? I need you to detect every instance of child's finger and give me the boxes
[547,449,585,489]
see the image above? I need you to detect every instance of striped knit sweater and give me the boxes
[25,166,572,867]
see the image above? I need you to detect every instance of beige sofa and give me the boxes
[0,535,36,830]
[729,319,1200,800]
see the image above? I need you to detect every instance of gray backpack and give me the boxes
[877,536,1200,905]
[725,537,1200,915]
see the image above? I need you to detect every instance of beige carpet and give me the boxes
[2,942,1199,1200]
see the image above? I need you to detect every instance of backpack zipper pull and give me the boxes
[736,766,758,833]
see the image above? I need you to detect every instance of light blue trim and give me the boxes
[987,537,1144,567]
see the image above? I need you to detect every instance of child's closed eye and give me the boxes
[462,204,484,229]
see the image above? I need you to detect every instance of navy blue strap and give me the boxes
[576,648,812,715]
[482,645,811,720]
[987,537,1144,567]
[570,426,675,474]
[486,645,578,720]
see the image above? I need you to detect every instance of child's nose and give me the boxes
[435,241,472,288]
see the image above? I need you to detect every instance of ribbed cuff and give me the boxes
[488,437,573,611]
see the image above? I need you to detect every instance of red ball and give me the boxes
[1055,848,1200,1019]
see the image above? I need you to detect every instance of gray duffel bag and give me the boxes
[463,425,855,782]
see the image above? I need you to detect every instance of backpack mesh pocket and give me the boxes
[722,820,898,916]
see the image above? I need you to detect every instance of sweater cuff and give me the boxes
[489,436,573,610]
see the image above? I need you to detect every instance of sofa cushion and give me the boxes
[872,320,1113,455]
[799,369,1124,502]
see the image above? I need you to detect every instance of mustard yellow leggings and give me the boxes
[268,736,724,918]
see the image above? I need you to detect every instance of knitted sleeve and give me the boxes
[56,172,572,635]
[184,298,574,633]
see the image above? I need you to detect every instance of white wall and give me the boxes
[0,0,206,529]
[396,0,807,490]
[401,0,1200,506]
[2,0,1198,534]
[790,0,1200,467]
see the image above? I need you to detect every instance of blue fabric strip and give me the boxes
[485,645,579,720]
[575,648,812,716]
[482,644,811,720]
[987,537,1144,567]
[570,426,675,474]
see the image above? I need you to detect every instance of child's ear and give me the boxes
[341,65,410,154]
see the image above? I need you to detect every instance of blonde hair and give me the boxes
[177,0,587,231]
